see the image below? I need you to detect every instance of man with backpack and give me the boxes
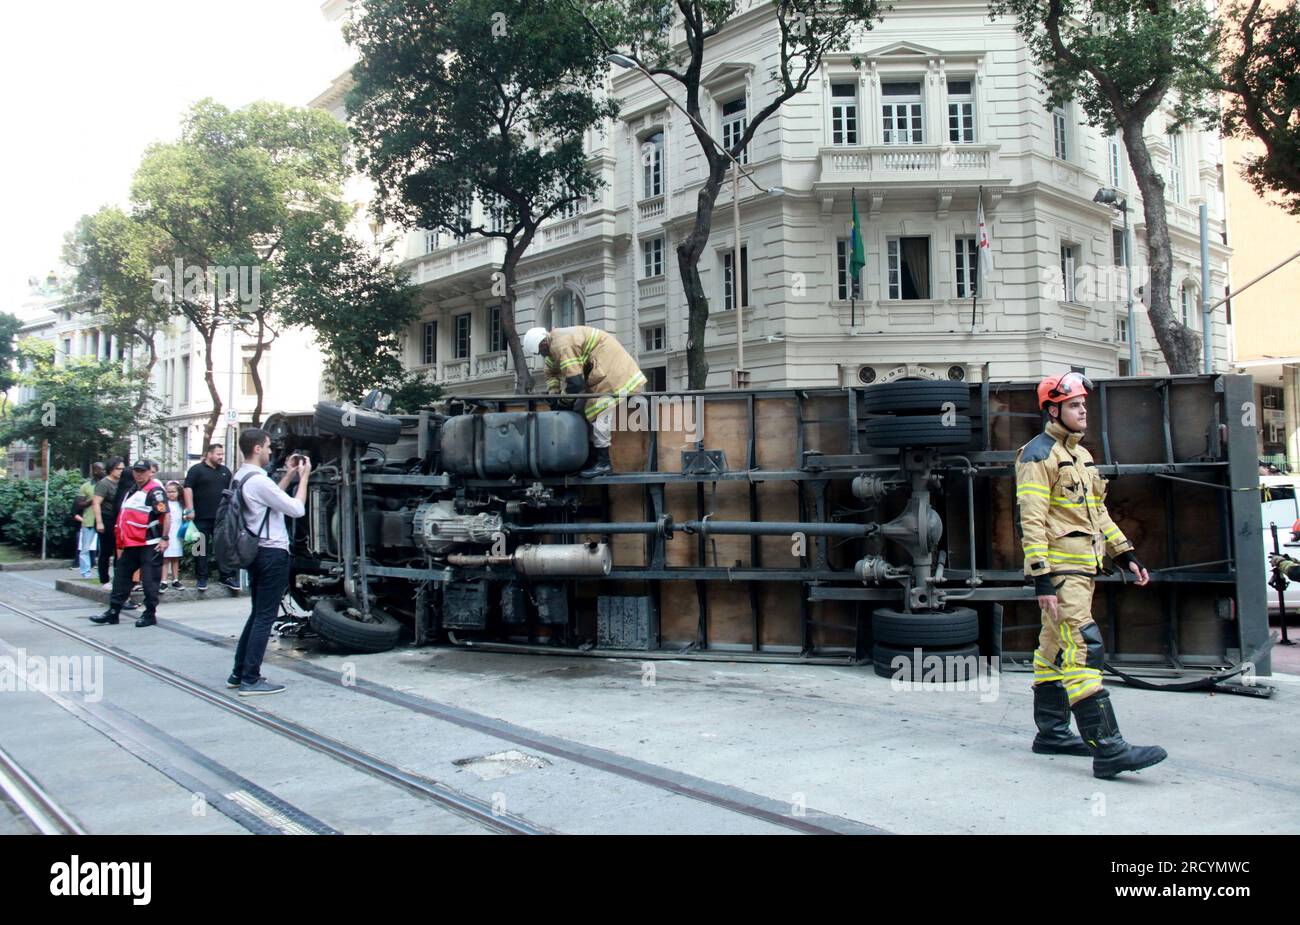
[90,461,168,628]
[221,427,310,696]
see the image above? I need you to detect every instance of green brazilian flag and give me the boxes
[850,189,865,297]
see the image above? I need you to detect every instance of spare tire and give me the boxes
[871,606,979,646]
[310,597,402,653]
[873,642,981,681]
[314,401,403,445]
[864,415,971,448]
[862,381,971,414]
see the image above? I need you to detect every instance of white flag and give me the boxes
[976,195,993,294]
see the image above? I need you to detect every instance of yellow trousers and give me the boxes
[1032,573,1105,705]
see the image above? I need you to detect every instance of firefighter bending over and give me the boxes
[522,325,646,479]
[1015,371,1167,779]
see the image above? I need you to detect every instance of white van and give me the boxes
[1260,475,1300,613]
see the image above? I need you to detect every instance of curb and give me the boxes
[0,560,78,572]
[53,578,244,604]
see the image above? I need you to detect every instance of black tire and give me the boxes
[862,381,972,414]
[309,597,402,653]
[864,415,972,448]
[314,401,403,445]
[871,606,979,646]
[873,642,981,680]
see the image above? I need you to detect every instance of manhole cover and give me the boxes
[452,749,550,781]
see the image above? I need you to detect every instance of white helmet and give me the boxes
[521,326,548,356]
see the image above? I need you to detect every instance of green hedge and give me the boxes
[0,470,88,555]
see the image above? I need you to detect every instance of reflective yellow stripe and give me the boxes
[1051,499,1085,507]
[1017,487,1050,497]
[1048,552,1099,561]
[557,357,583,369]
[1019,482,1050,490]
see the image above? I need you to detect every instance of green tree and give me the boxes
[130,99,352,440]
[587,0,884,387]
[345,0,619,393]
[62,207,171,409]
[1219,0,1300,214]
[987,0,1221,374]
[0,339,160,471]
[277,222,441,411]
[0,311,21,415]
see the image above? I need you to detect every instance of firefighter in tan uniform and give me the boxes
[522,325,646,478]
[1016,372,1167,779]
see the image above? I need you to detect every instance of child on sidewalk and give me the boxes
[161,480,184,590]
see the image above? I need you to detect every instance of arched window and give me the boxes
[545,289,584,329]
[1180,282,1198,330]
[641,131,664,198]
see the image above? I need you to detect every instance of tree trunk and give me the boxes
[131,333,160,416]
[677,162,728,389]
[501,229,537,395]
[248,314,269,427]
[1122,118,1202,374]
[200,329,222,450]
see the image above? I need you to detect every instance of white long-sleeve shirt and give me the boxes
[233,463,305,552]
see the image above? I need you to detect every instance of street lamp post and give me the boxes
[607,53,781,389]
[1094,187,1137,375]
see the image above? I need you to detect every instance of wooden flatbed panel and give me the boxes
[658,580,700,644]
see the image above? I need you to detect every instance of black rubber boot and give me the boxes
[134,612,157,628]
[1031,681,1091,756]
[89,610,119,625]
[580,447,612,478]
[1070,688,1167,779]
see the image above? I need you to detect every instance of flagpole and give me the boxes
[972,186,982,331]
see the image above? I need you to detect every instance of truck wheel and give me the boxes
[871,606,979,646]
[314,401,403,445]
[864,415,972,448]
[309,597,402,653]
[873,642,981,681]
[862,381,971,414]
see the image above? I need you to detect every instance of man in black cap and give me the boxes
[91,461,168,628]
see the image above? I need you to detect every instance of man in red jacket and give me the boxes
[91,460,169,628]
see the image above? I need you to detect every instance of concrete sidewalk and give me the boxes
[2,567,1297,834]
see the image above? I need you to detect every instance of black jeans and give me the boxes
[192,519,233,583]
[232,547,290,683]
[96,527,116,584]
[109,544,162,618]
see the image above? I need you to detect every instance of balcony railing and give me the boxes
[475,352,508,376]
[442,357,470,381]
[818,144,997,184]
[638,195,665,220]
[638,277,667,301]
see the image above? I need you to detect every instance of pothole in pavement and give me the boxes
[452,749,551,781]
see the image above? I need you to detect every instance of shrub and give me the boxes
[0,470,89,555]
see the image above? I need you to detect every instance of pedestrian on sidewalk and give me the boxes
[227,429,310,696]
[72,462,103,577]
[184,443,234,592]
[161,480,184,590]
[91,460,168,628]
[92,458,124,587]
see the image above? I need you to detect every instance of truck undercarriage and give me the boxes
[264,374,1271,678]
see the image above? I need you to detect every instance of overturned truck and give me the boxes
[264,374,1272,677]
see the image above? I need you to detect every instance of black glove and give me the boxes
[1114,550,1144,573]
[1033,574,1057,597]
[572,397,588,417]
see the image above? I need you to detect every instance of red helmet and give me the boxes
[1037,371,1092,409]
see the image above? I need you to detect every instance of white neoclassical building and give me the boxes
[313,0,1232,395]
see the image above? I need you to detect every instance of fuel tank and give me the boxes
[439,410,589,478]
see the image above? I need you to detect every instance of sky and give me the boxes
[0,0,356,316]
